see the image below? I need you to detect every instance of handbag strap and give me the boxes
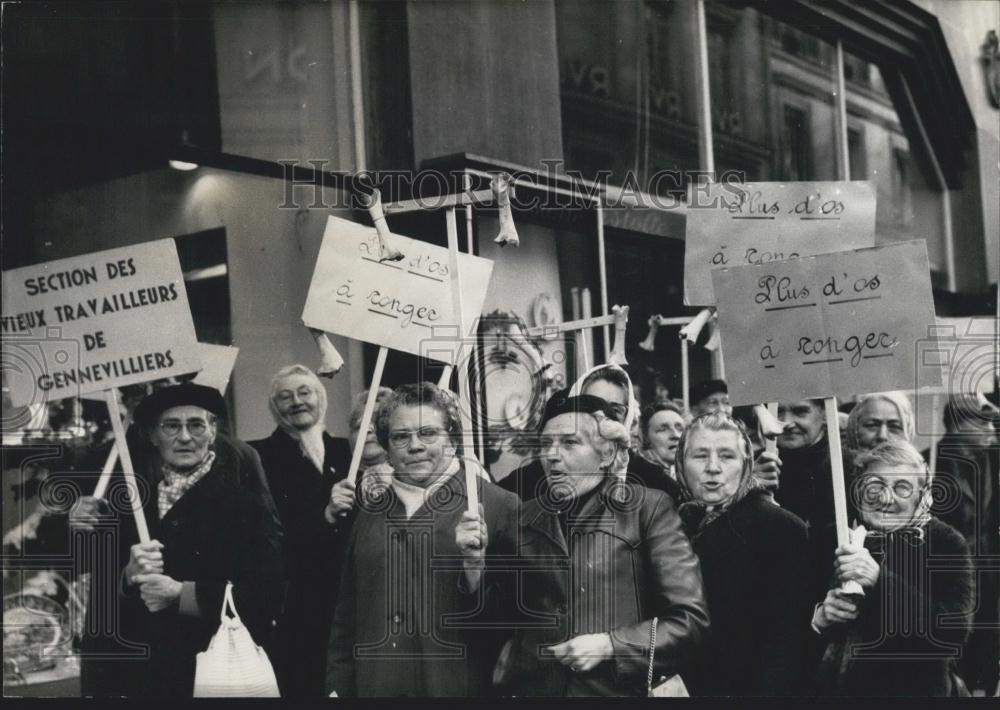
[220,581,242,624]
[646,616,658,694]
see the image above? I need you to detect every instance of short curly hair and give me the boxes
[375,382,463,450]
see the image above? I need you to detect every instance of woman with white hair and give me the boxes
[674,412,811,695]
[812,440,974,696]
[248,364,352,699]
[496,389,708,696]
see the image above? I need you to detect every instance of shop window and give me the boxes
[780,105,812,181]
[848,127,867,181]
[891,148,915,228]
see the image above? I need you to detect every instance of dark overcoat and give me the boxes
[814,517,974,696]
[114,439,284,698]
[683,489,812,696]
[326,467,520,697]
[248,428,352,698]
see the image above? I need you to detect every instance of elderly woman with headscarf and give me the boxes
[673,412,811,695]
[496,390,708,696]
[248,364,352,699]
[116,382,283,698]
[811,441,973,696]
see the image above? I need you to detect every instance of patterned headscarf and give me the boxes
[674,412,764,536]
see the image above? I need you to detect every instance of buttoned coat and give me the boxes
[326,467,520,697]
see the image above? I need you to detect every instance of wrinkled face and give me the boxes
[646,410,686,464]
[777,400,826,450]
[539,413,609,500]
[274,374,321,430]
[582,380,628,422]
[681,428,745,507]
[386,405,456,487]
[855,462,926,531]
[693,392,732,417]
[152,405,216,470]
[855,399,906,449]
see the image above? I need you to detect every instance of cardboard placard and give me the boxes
[190,343,239,394]
[684,181,876,306]
[302,216,494,363]
[2,239,200,406]
[712,240,940,405]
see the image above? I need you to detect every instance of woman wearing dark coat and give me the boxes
[248,364,352,699]
[326,383,520,697]
[497,391,708,696]
[674,411,812,696]
[115,383,284,698]
[811,441,974,696]
[69,390,278,698]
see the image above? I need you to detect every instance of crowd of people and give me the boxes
[62,360,998,698]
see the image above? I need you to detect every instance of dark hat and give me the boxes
[539,388,617,429]
[690,379,728,405]
[133,382,226,427]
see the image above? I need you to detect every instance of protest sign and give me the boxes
[684,180,876,306]
[712,240,939,406]
[190,343,240,394]
[302,216,494,363]
[2,239,201,407]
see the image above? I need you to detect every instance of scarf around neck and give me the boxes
[158,450,216,519]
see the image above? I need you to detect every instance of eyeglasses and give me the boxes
[859,476,920,500]
[388,426,447,448]
[158,419,211,438]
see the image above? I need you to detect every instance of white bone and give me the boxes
[609,305,629,366]
[754,403,786,438]
[491,173,520,247]
[638,314,661,352]
[308,328,345,378]
[360,188,404,262]
[679,307,713,344]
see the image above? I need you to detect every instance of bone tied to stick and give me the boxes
[679,308,714,345]
[359,188,404,262]
[491,173,519,248]
[639,315,660,352]
[755,403,785,439]
[609,305,629,366]
[308,327,345,378]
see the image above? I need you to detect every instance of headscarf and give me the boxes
[268,364,328,473]
[674,412,765,536]
[569,363,637,477]
[845,392,915,451]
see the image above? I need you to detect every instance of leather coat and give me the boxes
[498,478,709,696]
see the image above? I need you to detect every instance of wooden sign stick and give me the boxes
[825,395,864,596]
[929,393,939,474]
[346,346,389,485]
[681,337,690,414]
[445,207,480,515]
[92,443,119,499]
[104,390,150,543]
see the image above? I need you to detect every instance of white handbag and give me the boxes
[193,581,280,697]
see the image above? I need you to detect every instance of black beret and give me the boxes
[690,378,728,405]
[133,383,226,427]
[539,388,617,429]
